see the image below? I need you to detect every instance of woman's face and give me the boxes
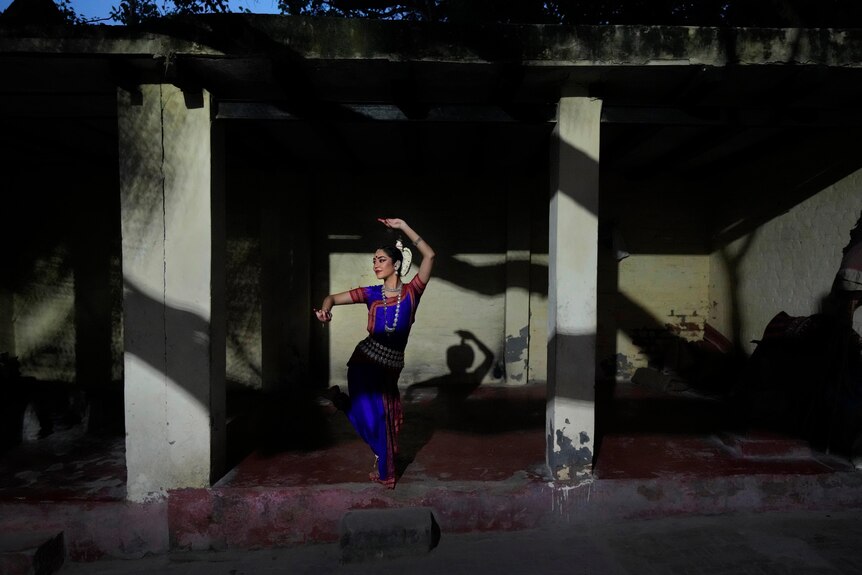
[373,250,397,280]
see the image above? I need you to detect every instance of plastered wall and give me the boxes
[325,252,507,389]
[709,168,862,353]
[615,254,710,375]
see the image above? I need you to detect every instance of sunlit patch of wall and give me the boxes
[13,248,76,381]
[324,252,507,389]
[616,254,709,374]
[407,254,506,387]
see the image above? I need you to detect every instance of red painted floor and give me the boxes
[0,380,854,502]
[594,380,854,479]
[219,383,548,488]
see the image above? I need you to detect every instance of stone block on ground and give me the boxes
[339,507,440,563]
[0,531,64,575]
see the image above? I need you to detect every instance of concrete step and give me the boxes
[0,531,64,575]
[339,507,440,563]
[718,431,813,458]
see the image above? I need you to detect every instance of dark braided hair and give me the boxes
[376,244,404,276]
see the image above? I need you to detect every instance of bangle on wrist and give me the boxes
[413,236,423,246]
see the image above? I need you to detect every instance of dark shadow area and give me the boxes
[0,85,124,457]
[122,280,213,408]
[246,389,335,457]
[729,213,862,458]
[736,310,862,455]
[403,330,494,409]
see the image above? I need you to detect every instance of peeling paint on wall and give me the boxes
[616,254,710,377]
[548,427,592,479]
[600,352,635,380]
[504,325,530,383]
[505,325,530,363]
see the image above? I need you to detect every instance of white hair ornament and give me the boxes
[396,239,413,276]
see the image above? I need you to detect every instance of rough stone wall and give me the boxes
[710,168,862,353]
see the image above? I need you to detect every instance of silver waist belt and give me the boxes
[358,337,404,370]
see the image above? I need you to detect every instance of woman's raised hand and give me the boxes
[378,217,405,230]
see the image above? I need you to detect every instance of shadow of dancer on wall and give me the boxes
[396,330,495,474]
[404,330,494,418]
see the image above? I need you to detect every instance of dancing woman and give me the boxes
[314,218,435,487]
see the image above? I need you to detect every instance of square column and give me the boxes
[118,85,226,501]
[547,93,602,480]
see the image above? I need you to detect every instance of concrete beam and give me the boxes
[3,19,862,68]
[215,102,557,123]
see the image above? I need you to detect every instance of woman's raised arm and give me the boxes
[378,218,436,285]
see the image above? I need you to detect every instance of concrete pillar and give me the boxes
[504,184,531,385]
[547,92,602,480]
[118,84,226,501]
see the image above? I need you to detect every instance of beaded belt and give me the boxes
[358,337,404,370]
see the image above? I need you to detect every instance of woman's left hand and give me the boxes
[378,217,406,230]
[313,308,332,323]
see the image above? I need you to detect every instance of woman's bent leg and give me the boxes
[346,364,402,486]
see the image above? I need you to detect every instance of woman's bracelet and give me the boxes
[413,236,423,246]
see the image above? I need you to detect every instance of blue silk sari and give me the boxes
[345,274,426,487]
